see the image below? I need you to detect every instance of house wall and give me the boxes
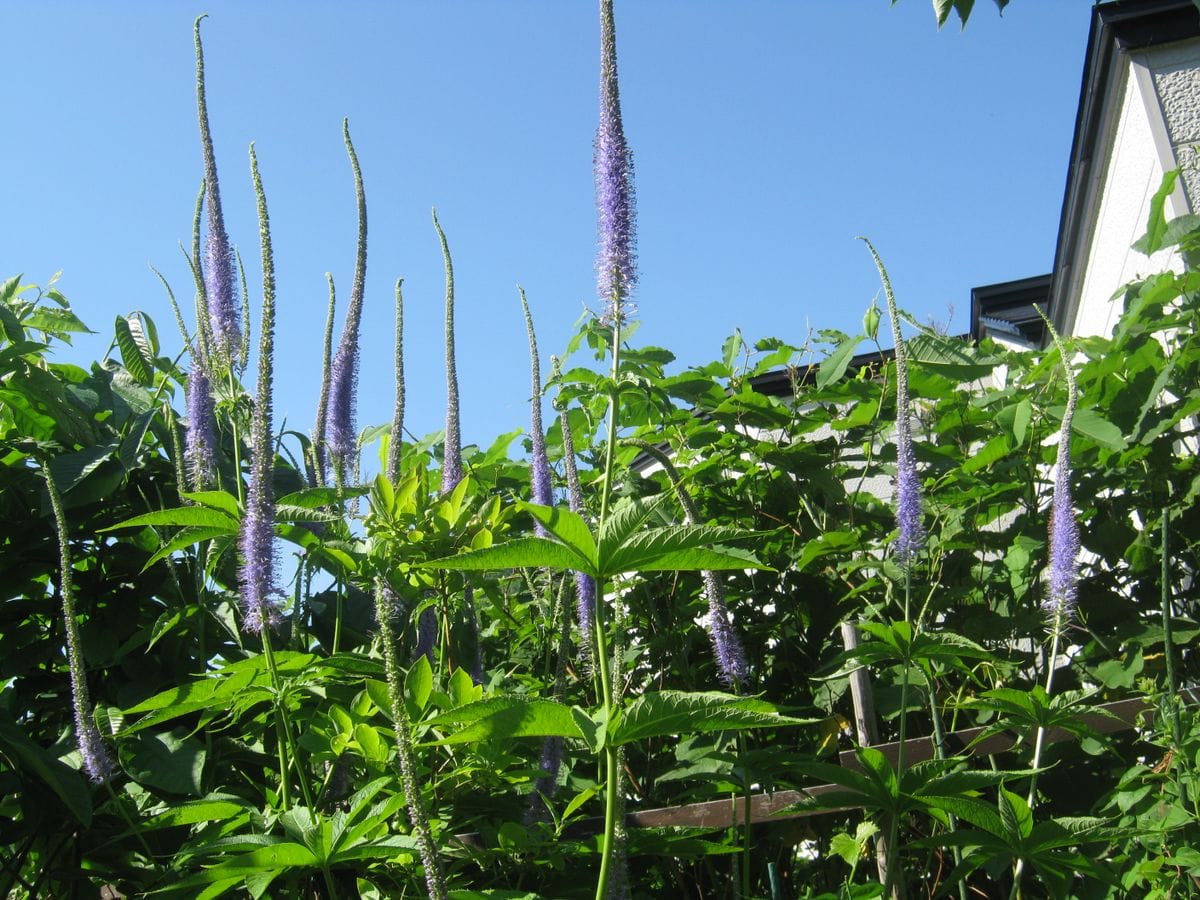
[1069,42,1197,339]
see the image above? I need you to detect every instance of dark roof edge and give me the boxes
[1048,0,1200,336]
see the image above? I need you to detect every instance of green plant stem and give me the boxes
[375,579,448,900]
[260,628,316,811]
[1160,508,1182,749]
[883,566,912,900]
[1010,618,1063,900]
[926,680,967,900]
[227,369,246,507]
[594,312,624,900]
[738,731,752,898]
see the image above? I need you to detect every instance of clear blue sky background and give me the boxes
[3,1,1093,464]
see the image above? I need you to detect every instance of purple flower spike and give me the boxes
[703,571,748,688]
[434,211,463,494]
[595,0,637,322]
[327,120,368,479]
[1044,443,1080,621]
[239,144,282,635]
[194,16,242,366]
[185,356,216,489]
[860,237,924,565]
[239,483,280,633]
[521,290,553,528]
[894,415,924,565]
[1043,323,1080,626]
[76,719,115,785]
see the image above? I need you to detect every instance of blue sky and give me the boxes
[2,1,1092,462]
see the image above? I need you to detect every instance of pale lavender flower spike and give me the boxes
[703,571,749,687]
[521,289,553,529]
[77,720,115,784]
[434,211,463,493]
[184,352,216,489]
[195,16,242,366]
[860,237,924,565]
[239,145,282,634]
[327,120,368,478]
[595,0,637,322]
[1043,317,1080,624]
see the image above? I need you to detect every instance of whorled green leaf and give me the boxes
[602,525,769,576]
[518,501,598,568]
[101,505,240,533]
[609,691,814,746]
[815,332,861,390]
[597,494,671,561]
[426,537,597,576]
[114,314,153,385]
[424,697,584,745]
[0,717,92,826]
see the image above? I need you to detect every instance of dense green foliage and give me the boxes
[2,190,1199,896]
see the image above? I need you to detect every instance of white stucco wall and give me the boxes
[1070,48,1191,340]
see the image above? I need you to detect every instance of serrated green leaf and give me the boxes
[181,490,243,517]
[114,314,152,385]
[426,537,596,576]
[425,697,583,745]
[518,502,598,568]
[816,333,861,390]
[602,525,767,576]
[609,691,812,746]
[102,505,240,532]
[0,717,92,826]
[405,655,433,716]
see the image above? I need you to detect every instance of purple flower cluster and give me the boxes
[1045,444,1080,621]
[76,719,115,785]
[1044,355,1080,623]
[861,237,924,565]
[435,211,464,493]
[184,356,216,489]
[522,290,553,526]
[239,145,282,634]
[560,409,595,655]
[194,16,242,366]
[595,0,637,321]
[894,408,924,565]
[327,120,369,478]
[703,571,748,687]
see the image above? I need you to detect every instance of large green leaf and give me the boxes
[518,502,598,567]
[816,332,861,390]
[101,505,240,533]
[119,728,206,795]
[597,494,671,561]
[424,697,584,745]
[0,717,92,826]
[114,314,153,385]
[608,691,813,746]
[426,537,596,576]
[602,525,768,576]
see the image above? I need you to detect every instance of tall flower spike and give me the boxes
[387,278,406,482]
[194,15,241,367]
[1043,314,1080,625]
[595,0,637,324]
[626,437,749,688]
[521,288,553,523]
[434,210,463,493]
[185,351,217,490]
[555,362,595,660]
[239,144,281,634]
[42,466,115,783]
[311,273,337,486]
[860,237,924,565]
[327,119,368,481]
